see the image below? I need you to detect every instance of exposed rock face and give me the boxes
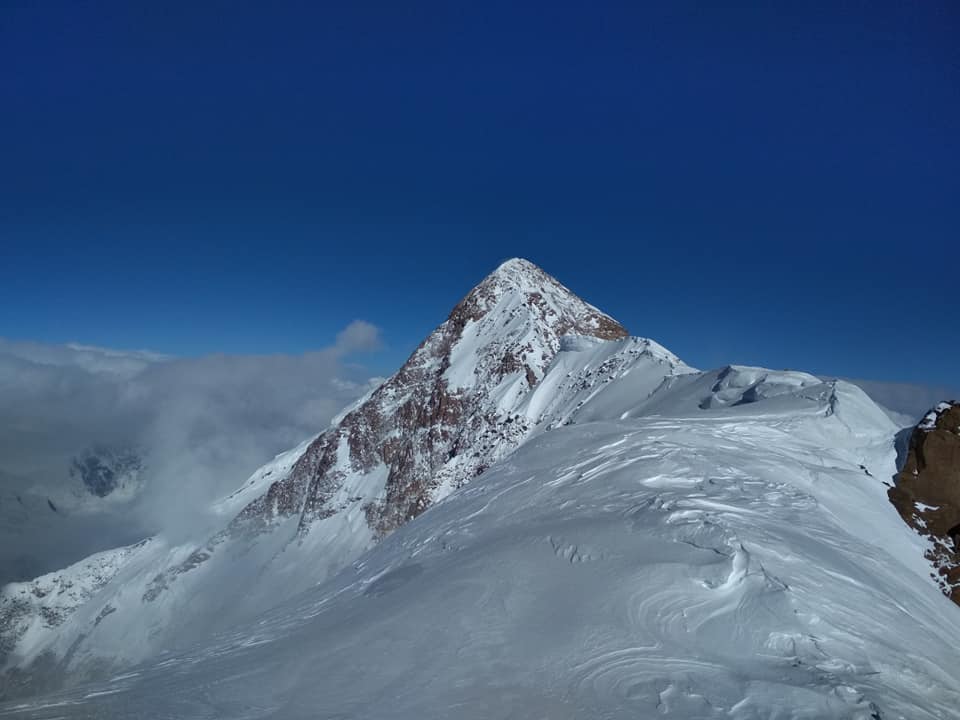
[889,401,960,604]
[236,258,629,538]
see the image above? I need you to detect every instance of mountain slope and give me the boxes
[4,259,958,718]
[0,259,690,696]
[4,368,958,719]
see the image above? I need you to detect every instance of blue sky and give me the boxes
[1,1,957,388]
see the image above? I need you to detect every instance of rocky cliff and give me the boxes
[889,401,960,603]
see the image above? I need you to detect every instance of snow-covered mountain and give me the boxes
[232,257,635,538]
[0,259,688,697]
[2,259,959,718]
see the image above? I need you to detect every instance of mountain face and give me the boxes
[235,258,630,538]
[3,259,960,718]
[889,401,960,603]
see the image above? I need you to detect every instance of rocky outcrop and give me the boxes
[888,401,960,604]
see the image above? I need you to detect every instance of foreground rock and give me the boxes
[889,401,960,603]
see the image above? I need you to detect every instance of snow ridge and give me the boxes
[6,369,960,719]
[2,259,958,720]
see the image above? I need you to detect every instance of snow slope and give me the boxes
[3,367,958,719]
[2,258,958,718]
[0,259,692,696]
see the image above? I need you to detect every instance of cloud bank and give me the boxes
[4,320,952,587]
[841,377,959,425]
[0,323,383,584]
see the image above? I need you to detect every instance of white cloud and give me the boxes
[839,376,959,424]
[0,338,168,378]
[334,320,383,354]
[0,328,383,584]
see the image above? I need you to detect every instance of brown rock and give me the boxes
[888,401,960,604]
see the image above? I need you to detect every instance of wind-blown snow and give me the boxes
[0,335,687,688]
[2,260,958,718]
[2,365,958,719]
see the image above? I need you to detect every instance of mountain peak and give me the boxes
[451,258,628,342]
[479,258,575,298]
[488,257,541,279]
[236,258,631,537]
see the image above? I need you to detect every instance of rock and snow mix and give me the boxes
[919,402,954,432]
[1,259,958,719]
[889,400,960,604]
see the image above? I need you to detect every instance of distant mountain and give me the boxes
[2,260,958,719]
[68,446,143,499]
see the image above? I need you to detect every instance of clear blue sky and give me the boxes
[1,1,957,387]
